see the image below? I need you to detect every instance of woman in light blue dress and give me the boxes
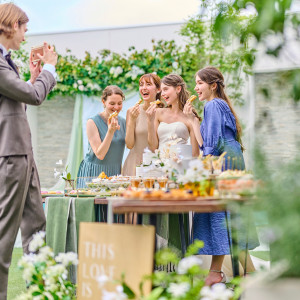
[77,85,126,188]
[184,66,259,285]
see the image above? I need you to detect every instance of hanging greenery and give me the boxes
[13,2,255,110]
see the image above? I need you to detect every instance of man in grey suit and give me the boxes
[0,3,58,298]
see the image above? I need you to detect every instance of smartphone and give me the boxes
[30,45,44,63]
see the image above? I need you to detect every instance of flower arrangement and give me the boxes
[16,231,77,300]
[177,159,209,184]
[54,160,75,191]
[177,158,215,197]
[116,240,238,300]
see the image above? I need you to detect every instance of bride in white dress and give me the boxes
[147,74,200,155]
[146,74,200,253]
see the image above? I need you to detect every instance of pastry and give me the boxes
[150,100,162,105]
[187,95,197,103]
[108,111,118,121]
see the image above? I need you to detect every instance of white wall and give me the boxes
[24,22,185,58]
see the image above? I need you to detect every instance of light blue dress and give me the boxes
[76,114,126,188]
[193,98,259,254]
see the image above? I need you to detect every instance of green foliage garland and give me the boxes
[13,2,255,113]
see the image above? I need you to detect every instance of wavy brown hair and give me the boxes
[0,3,29,39]
[162,74,201,121]
[139,73,161,100]
[197,66,244,151]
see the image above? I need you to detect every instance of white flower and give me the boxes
[42,292,54,300]
[55,252,78,266]
[22,264,36,282]
[97,274,109,288]
[73,83,78,89]
[172,61,179,70]
[126,65,144,80]
[77,80,83,85]
[189,159,204,171]
[35,246,54,262]
[109,67,115,74]
[28,231,46,252]
[18,253,35,268]
[110,66,124,78]
[177,256,203,274]
[78,85,84,91]
[44,276,56,287]
[200,283,234,300]
[102,290,117,300]
[93,83,101,91]
[56,159,63,165]
[115,66,123,76]
[46,264,67,279]
[153,159,162,166]
[115,285,124,293]
[168,282,190,297]
[87,82,94,89]
[45,283,57,293]
[54,168,61,178]
[102,288,128,300]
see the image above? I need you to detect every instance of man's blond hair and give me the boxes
[0,3,29,39]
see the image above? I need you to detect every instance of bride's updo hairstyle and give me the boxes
[162,74,189,110]
[162,74,201,121]
[197,66,244,151]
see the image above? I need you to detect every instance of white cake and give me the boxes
[136,145,193,177]
[136,166,164,178]
[169,144,193,174]
[142,150,155,165]
[136,148,163,178]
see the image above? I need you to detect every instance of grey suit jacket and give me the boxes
[0,52,56,156]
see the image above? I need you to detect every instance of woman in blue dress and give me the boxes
[184,66,258,285]
[77,85,126,188]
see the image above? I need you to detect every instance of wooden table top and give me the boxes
[112,199,227,214]
[94,196,229,214]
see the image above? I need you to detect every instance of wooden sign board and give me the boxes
[77,223,155,299]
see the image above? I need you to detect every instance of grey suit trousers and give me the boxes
[0,152,45,299]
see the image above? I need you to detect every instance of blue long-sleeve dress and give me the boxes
[193,98,259,254]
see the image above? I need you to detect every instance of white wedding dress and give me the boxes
[157,121,190,152]
[155,121,190,260]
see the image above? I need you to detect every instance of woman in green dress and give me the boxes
[77,85,126,188]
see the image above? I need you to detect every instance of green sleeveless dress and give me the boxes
[77,114,126,188]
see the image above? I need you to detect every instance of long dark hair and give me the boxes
[162,74,201,121]
[197,66,244,151]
